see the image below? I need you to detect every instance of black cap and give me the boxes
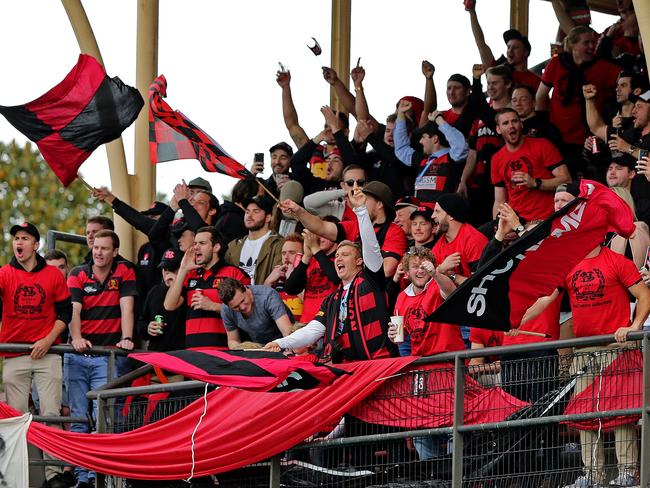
[411,205,434,222]
[556,182,581,197]
[436,193,469,223]
[10,222,40,241]
[158,248,183,270]
[243,194,276,214]
[503,29,532,54]
[447,73,471,89]
[141,201,167,216]
[171,220,192,237]
[269,141,294,157]
[187,177,213,192]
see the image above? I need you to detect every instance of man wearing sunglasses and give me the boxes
[303,164,367,221]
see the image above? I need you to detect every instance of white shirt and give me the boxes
[239,231,271,284]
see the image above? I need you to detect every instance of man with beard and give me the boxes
[492,108,571,221]
[265,188,397,362]
[165,227,250,349]
[251,142,294,197]
[0,223,72,488]
[66,230,136,487]
[137,248,186,351]
[225,194,283,285]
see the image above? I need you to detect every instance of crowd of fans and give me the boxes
[2,1,650,487]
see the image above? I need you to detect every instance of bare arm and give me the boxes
[322,67,357,117]
[116,296,135,350]
[521,289,560,325]
[277,71,309,148]
[275,314,293,337]
[458,149,478,198]
[227,329,242,350]
[351,65,377,124]
[551,0,576,37]
[280,200,339,242]
[164,247,198,311]
[70,302,92,352]
[493,186,507,219]
[421,61,437,126]
[535,83,551,112]
[614,281,650,342]
[583,85,608,141]
[468,7,496,67]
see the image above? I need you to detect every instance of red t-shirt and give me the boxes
[503,294,562,346]
[470,327,504,363]
[512,69,541,92]
[338,220,407,262]
[183,262,251,349]
[301,256,337,323]
[0,260,70,354]
[395,282,465,356]
[565,247,641,337]
[432,223,488,278]
[491,136,563,221]
[541,56,620,145]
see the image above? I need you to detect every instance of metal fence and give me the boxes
[6,333,650,488]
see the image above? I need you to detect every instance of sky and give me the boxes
[0,0,615,205]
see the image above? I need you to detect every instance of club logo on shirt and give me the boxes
[213,278,221,289]
[83,285,98,294]
[505,157,534,189]
[107,278,120,291]
[188,279,198,288]
[13,283,46,315]
[570,268,605,301]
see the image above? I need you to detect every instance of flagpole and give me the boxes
[257,180,281,205]
[515,330,551,338]
[76,174,94,192]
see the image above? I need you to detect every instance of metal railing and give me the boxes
[5,333,650,487]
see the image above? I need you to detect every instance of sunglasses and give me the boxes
[344,179,366,187]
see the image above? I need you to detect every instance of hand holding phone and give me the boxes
[251,152,265,175]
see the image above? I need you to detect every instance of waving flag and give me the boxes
[427,181,635,331]
[149,75,253,179]
[130,348,347,392]
[0,54,143,186]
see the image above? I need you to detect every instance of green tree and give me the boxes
[0,140,108,265]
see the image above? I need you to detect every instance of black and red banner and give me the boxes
[0,54,143,186]
[427,181,636,331]
[130,348,347,392]
[148,75,253,179]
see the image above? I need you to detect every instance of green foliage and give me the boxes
[0,140,108,265]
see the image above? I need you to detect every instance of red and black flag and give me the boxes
[149,75,253,180]
[427,181,636,331]
[130,348,348,392]
[0,54,143,186]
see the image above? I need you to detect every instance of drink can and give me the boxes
[591,136,599,154]
[155,315,164,335]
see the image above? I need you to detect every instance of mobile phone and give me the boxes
[639,149,649,160]
[254,153,264,163]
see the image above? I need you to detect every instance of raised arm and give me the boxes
[349,188,383,273]
[351,65,377,124]
[280,199,338,242]
[434,112,469,161]
[551,0,576,37]
[322,67,356,117]
[582,84,608,141]
[93,187,156,235]
[276,70,309,148]
[164,247,198,311]
[467,5,496,67]
[421,61,437,127]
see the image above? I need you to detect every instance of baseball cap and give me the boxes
[141,201,167,216]
[243,194,276,214]
[630,90,650,104]
[411,205,434,222]
[503,29,532,54]
[395,196,421,209]
[10,222,40,241]
[279,180,304,204]
[171,220,192,237]
[187,177,213,193]
[269,141,294,157]
[159,248,183,270]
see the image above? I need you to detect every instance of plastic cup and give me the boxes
[391,316,404,343]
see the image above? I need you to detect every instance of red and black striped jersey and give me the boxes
[68,260,138,346]
[182,261,250,349]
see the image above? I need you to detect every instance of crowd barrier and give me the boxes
[5,333,650,488]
